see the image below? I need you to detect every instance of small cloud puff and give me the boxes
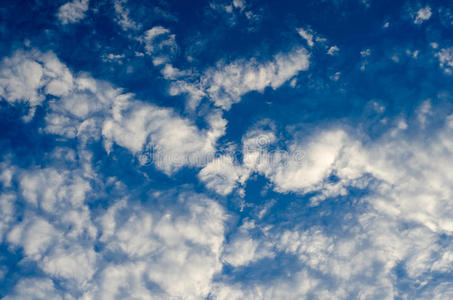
[57,0,89,25]
[114,0,141,31]
[143,26,177,66]
[436,47,453,74]
[327,45,340,55]
[413,6,432,24]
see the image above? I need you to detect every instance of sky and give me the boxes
[1,0,453,299]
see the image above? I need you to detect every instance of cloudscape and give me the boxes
[1,0,453,299]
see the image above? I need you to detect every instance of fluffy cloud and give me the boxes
[413,6,432,24]
[143,26,177,66]
[436,47,453,74]
[57,0,89,25]
[114,0,140,31]
[327,45,340,55]
[209,0,262,27]
[205,47,309,109]
[199,125,347,197]
[297,28,314,47]
[1,151,228,299]
[93,193,227,299]
[0,50,227,174]
[200,107,453,246]
[103,104,226,174]
[3,277,71,300]
[167,47,309,110]
[215,213,446,299]
[198,155,249,195]
[0,50,74,120]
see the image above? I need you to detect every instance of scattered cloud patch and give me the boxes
[436,47,453,74]
[57,0,89,25]
[327,45,339,55]
[185,47,310,110]
[114,0,140,31]
[413,6,432,24]
[142,26,177,66]
[297,28,314,47]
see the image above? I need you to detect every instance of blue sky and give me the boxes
[1,0,453,299]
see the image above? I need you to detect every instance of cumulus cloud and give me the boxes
[1,151,228,299]
[202,47,309,109]
[142,26,177,66]
[0,50,74,120]
[93,193,227,299]
[327,45,340,55]
[57,0,89,25]
[0,50,227,174]
[198,108,453,257]
[2,277,69,300]
[215,210,449,299]
[297,28,314,47]
[198,155,249,195]
[199,125,347,197]
[103,102,226,174]
[436,47,453,74]
[114,0,140,31]
[167,47,309,110]
[209,0,262,27]
[213,122,453,297]
[413,6,432,24]
[3,38,453,300]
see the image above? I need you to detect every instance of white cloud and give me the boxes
[42,245,97,286]
[222,220,274,267]
[209,0,262,27]
[200,110,453,252]
[297,28,314,47]
[0,193,15,241]
[262,129,347,193]
[57,0,89,25]
[143,26,177,66]
[3,165,98,292]
[114,0,140,31]
[1,152,228,299]
[0,50,228,174]
[202,47,310,109]
[0,52,45,106]
[103,104,226,174]
[327,45,340,55]
[199,126,347,196]
[213,194,453,299]
[416,99,432,128]
[3,277,70,300]
[414,6,432,24]
[360,48,371,57]
[8,216,61,260]
[161,64,188,80]
[198,155,249,195]
[436,47,453,74]
[0,50,74,120]
[93,192,227,299]
[168,47,309,110]
[5,44,453,299]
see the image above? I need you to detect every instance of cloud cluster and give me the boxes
[0,157,228,299]
[436,47,453,74]
[3,4,453,295]
[0,50,226,174]
[0,50,74,120]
